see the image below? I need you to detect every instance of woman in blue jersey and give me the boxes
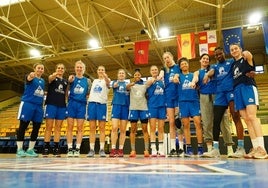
[42,63,68,157]
[66,60,91,157]
[109,69,130,157]
[175,57,203,157]
[86,65,111,158]
[202,47,245,158]
[159,52,180,156]
[127,68,149,158]
[147,65,166,157]
[230,43,267,159]
[16,62,45,157]
[191,53,234,155]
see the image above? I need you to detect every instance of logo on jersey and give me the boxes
[182,79,191,90]
[233,67,242,79]
[93,84,103,93]
[74,84,85,94]
[154,85,164,95]
[34,86,44,97]
[55,84,65,94]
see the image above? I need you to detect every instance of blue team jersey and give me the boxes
[21,76,45,105]
[162,64,180,100]
[212,58,234,93]
[147,80,165,108]
[198,68,216,94]
[178,73,199,102]
[68,76,89,104]
[111,80,130,106]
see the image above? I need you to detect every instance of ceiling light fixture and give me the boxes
[159,27,170,38]
[249,12,262,25]
[88,38,100,49]
[0,0,26,7]
[29,49,41,58]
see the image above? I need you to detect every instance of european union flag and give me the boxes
[222,27,244,54]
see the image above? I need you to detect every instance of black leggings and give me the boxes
[17,120,41,141]
[213,105,228,141]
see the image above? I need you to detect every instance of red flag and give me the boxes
[198,30,217,55]
[177,33,195,59]
[134,40,150,65]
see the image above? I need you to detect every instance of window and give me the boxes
[255,65,264,74]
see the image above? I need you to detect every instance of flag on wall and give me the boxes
[134,40,150,65]
[262,19,268,54]
[222,27,244,54]
[177,33,195,59]
[198,30,217,56]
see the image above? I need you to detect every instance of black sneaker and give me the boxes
[168,149,177,157]
[42,148,49,157]
[53,147,61,157]
[177,149,185,157]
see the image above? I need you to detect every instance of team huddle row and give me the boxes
[15,43,267,159]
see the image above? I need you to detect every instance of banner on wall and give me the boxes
[198,30,217,56]
[134,40,150,65]
[222,27,244,54]
[177,33,195,59]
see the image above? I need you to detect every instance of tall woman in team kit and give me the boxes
[16,62,45,157]
[146,65,166,157]
[159,52,180,156]
[230,43,267,159]
[109,69,130,157]
[43,63,68,157]
[66,60,91,157]
[87,65,111,158]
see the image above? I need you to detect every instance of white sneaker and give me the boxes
[253,146,268,159]
[229,147,245,158]
[202,149,220,158]
[151,150,157,157]
[244,148,257,159]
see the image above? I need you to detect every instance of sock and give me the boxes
[256,137,265,148]
[170,139,176,150]
[186,144,192,152]
[237,139,244,148]
[111,145,116,149]
[68,143,73,149]
[207,144,212,152]
[227,145,233,154]
[76,143,81,149]
[144,142,149,151]
[90,143,95,151]
[100,142,105,150]
[151,143,156,153]
[179,141,184,150]
[158,142,163,153]
[131,144,135,151]
[17,141,23,150]
[213,141,219,150]
[251,138,258,148]
[119,145,124,150]
[29,141,36,149]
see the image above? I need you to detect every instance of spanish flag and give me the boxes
[134,40,150,65]
[177,33,195,59]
